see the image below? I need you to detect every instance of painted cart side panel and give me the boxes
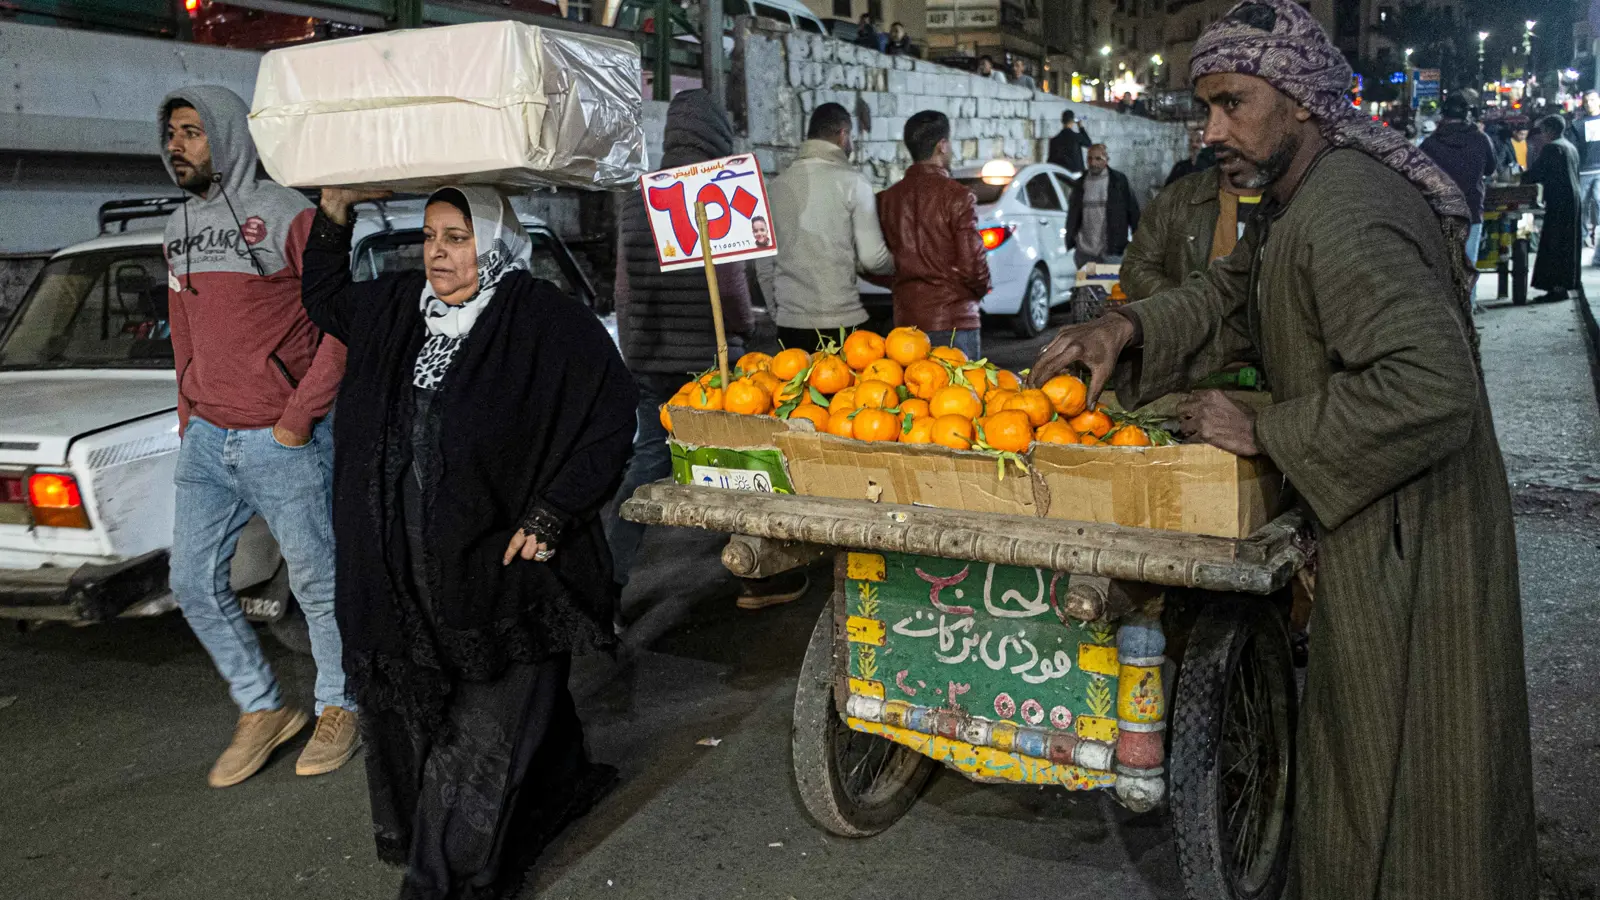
[834,550,1169,793]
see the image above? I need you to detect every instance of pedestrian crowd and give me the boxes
[148,0,1538,896]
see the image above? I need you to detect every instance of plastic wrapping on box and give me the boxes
[248,20,645,192]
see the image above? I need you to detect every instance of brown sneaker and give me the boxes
[208,706,309,788]
[295,706,361,777]
[736,572,810,610]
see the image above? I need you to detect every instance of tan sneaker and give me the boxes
[295,706,361,777]
[208,706,309,788]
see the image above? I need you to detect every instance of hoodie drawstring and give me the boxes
[215,173,268,277]
[182,202,198,295]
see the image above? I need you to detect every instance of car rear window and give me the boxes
[956,177,1006,205]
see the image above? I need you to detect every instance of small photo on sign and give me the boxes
[640,154,778,272]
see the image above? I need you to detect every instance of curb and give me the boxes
[1581,280,1600,409]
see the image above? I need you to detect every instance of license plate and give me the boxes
[241,596,284,620]
[690,465,777,493]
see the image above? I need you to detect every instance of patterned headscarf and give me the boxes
[419,185,532,340]
[1190,0,1478,338]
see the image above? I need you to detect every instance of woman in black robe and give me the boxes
[301,184,637,900]
[1525,115,1582,300]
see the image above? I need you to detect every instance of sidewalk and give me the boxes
[1474,280,1600,898]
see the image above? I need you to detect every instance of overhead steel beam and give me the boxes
[213,0,389,28]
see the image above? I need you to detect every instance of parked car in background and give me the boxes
[0,196,610,650]
[610,0,826,44]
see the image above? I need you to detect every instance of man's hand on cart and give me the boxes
[1028,312,1139,404]
[1176,389,1260,456]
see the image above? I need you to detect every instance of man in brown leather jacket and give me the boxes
[876,110,992,358]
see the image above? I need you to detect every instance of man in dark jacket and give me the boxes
[876,110,992,359]
[1066,143,1141,266]
[1164,125,1217,185]
[1525,115,1582,301]
[606,91,804,609]
[1420,95,1496,299]
[1047,109,1093,173]
[1571,90,1600,244]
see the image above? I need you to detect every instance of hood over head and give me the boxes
[158,85,260,197]
[1429,120,1484,147]
[660,89,734,168]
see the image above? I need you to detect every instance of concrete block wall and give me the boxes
[740,26,1186,201]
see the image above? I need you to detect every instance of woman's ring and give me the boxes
[534,549,553,561]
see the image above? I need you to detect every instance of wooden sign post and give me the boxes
[695,200,731,391]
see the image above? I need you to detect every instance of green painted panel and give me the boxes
[669,442,793,493]
[847,552,1118,737]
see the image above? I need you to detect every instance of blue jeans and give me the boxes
[606,372,679,587]
[171,416,347,715]
[1464,222,1484,270]
[930,327,982,360]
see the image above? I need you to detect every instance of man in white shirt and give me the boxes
[758,103,894,351]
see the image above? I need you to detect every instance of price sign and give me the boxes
[640,153,777,272]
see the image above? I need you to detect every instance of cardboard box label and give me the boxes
[689,465,779,493]
[670,443,793,493]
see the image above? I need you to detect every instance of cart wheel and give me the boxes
[791,603,935,837]
[1170,598,1296,900]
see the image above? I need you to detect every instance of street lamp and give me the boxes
[1100,45,1112,101]
[1151,53,1163,89]
[1404,48,1413,112]
[1478,31,1489,91]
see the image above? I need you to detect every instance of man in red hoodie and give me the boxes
[160,85,355,787]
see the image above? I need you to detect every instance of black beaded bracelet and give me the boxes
[518,507,564,547]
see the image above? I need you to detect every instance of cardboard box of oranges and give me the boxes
[659,328,1281,537]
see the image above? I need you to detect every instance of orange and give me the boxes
[984,389,1018,416]
[901,417,936,444]
[1041,375,1088,417]
[904,359,951,400]
[770,347,812,381]
[773,379,805,406]
[983,410,1035,453]
[1080,432,1103,445]
[1004,389,1054,427]
[959,364,994,396]
[994,369,1022,393]
[750,371,784,400]
[826,409,855,439]
[659,404,674,432]
[1109,425,1153,447]
[859,358,905,388]
[899,398,931,420]
[808,354,854,395]
[1067,408,1114,438]
[929,345,968,365]
[885,326,932,365]
[842,330,886,370]
[686,384,723,410]
[829,386,857,413]
[930,414,974,451]
[929,386,983,419]
[855,379,898,409]
[1035,420,1080,444]
[736,351,772,374]
[786,403,831,432]
[723,378,772,415]
[852,408,900,442]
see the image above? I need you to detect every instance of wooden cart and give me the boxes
[621,482,1313,900]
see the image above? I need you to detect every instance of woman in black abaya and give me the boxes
[301,184,636,900]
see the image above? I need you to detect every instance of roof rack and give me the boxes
[98,198,186,234]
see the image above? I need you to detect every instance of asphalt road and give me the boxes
[1,297,1596,900]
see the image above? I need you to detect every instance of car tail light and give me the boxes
[28,472,90,529]
[980,225,1014,251]
[1,474,23,504]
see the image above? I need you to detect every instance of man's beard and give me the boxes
[171,158,215,195]
[1219,132,1298,190]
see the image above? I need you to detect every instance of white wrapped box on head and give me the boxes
[248,21,646,191]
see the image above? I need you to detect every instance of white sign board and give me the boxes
[640,153,777,272]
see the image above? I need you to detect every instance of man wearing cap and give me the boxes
[1030,2,1536,898]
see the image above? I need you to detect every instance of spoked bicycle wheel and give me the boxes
[791,601,935,837]
[1170,597,1297,900]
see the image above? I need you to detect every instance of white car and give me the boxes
[954,160,1081,338]
[858,160,1079,338]
[0,197,611,649]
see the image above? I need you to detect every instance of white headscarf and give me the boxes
[419,185,532,339]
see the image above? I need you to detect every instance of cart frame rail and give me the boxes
[621,482,1309,595]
